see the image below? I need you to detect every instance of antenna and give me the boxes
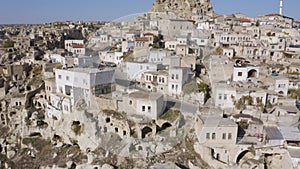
[279,0,283,15]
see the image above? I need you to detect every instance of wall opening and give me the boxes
[142,126,152,139]
[247,69,257,78]
[236,150,250,164]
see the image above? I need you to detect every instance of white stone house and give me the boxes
[148,49,172,64]
[134,37,151,56]
[222,48,235,58]
[44,78,56,102]
[233,64,259,83]
[162,56,182,68]
[218,33,251,46]
[239,18,252,27]
[289,79,300,90]
[99,51,124,65]
[90,34,109,44]
[165,40,179,51]
[69,43,85,56]
[191,36,210,46]
[141,70,169,94]
[168,67,192,96]
[270,76,289,96]
[236,89,268,106]
[73,55,95,68]
[195,115,238,164]
[49,54,66,65]
[196,115,238,145]
[125,62,164,81]
[65,40,84,51]
[214,82,236,109]
[118,91,165,120]
[197,21,210,30]
[47,68,115,119]
[121,40,134,53]
[214,82,268,109]
[177,36,188,45]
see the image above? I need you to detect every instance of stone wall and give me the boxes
[150,0,214,19]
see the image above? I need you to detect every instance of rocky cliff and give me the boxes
[150,0,214,19]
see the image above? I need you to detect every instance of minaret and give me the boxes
[279,0,283,15]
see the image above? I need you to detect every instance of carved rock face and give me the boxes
[150,0,214,19]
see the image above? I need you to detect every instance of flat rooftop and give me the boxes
[278,126,300,141]
[63,67,115,74]
[265,126,284,140]
[128,91,163,100]
[201,115,237,127]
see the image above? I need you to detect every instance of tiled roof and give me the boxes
[240,18,251,23]
[72,43,84,48]
[135,37,149,42]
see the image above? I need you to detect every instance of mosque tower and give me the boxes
[279,0,283,15]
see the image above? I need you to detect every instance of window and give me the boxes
[176,74,179,80]
[64,105,68,111]
[222,133,226,140]
[66,76,69,81]
[206,133,210,139]
[148,106,151,112]
[58,75,62,79]
[238,72,243,76]
[142,106,145,112]
[172,84,174,89]
[129,100,132,105]
[218,94,222,100]
[212,133,216,140]
[224,94,227,100]
[171,74,174,79]
[228,133,232,140]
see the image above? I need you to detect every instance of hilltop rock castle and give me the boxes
[150,0,214,19]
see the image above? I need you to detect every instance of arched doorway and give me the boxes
[160,122,172,131]
[142,126,152,139]
[236,150,250,164]
[247,69,257,78]
[157,122,172,133]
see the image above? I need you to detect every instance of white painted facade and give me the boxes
[99,51,124,65]
[214,83,236,108]
[274,77,289,96]
[46,68,115,119]
[148,49,171,63]
[168,67,191,96]
[125,62,164,81]
[65,40,84,51]
[233,65,260,82]
[118,91,165,120]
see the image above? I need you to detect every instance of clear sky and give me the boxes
[0,0,299,24]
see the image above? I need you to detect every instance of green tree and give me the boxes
[2,39,15,48]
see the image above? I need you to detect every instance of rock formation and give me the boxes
[150,0,214,19]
